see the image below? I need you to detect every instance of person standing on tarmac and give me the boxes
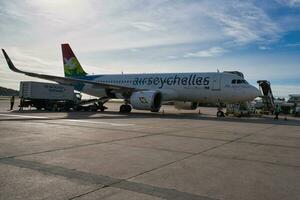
[274,104,281,120]
[10,96,15,110]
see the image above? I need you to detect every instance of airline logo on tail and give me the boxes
[62,43,87,77]
[63,57,86,77]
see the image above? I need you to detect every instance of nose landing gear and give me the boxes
[216,102,226,117]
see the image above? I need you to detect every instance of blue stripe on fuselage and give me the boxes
[70,75,103,91]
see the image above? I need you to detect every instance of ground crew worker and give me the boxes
[274,104,281,120]
[10,96,15,110]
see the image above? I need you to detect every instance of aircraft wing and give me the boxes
[2,49,135,91]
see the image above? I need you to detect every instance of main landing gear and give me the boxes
[119,104,132,113]
[216,103,225,117]
[217,110,225,117]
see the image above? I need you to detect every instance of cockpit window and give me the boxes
[232,79,249,84]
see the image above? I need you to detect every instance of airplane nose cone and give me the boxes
[251,86,261,99]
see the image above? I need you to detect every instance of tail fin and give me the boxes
[61,43,87,77]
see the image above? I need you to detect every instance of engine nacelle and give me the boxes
[174,101,198,110]
[130,91,162,112]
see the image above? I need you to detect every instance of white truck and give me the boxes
[19,81,81,111]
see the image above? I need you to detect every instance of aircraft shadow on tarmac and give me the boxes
[3,109,300,127]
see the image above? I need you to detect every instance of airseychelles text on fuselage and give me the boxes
[132,74,210,89]
[94,74,211,89]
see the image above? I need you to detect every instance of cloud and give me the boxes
[204,1,280,45]
[258,46,272,50]
[129,48,139,52]
[276,0,300,7]
[272,84,300,97]
[0,0,282,52]
[167,55,178,60]
[184,47,227,58]
[285,43,300,47]
[2,47,60,74]
[130,21,163,32]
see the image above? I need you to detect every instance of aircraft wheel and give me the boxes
[120,104,132,113]
[126,105,132,113]
[217,110,225,117]
[151,108,160,112]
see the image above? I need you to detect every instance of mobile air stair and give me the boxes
[257,80,275,114]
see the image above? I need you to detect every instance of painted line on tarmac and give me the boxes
[0,158,215,200]
[64,119,135,127]
[0,113,48,119]
[0,114,134,126]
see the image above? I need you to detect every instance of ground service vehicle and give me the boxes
[19,81,80,111]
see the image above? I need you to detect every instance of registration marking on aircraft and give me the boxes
[64,119,135,126]
[0,113,48,119]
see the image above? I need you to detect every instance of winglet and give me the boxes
[2,49,23,73]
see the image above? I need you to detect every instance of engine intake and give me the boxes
[130,91,162,112]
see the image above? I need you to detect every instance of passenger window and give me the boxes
[237,80,242,84]
[232,80,236,84]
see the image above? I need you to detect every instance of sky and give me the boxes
[0,0,299,97]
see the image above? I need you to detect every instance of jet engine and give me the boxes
[130,91,162,112]
[174,101,198,110]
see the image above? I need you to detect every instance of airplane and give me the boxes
[2,44,261,116]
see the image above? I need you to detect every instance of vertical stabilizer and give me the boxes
[62,43,87,77]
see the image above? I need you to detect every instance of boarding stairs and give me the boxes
[257,80,275,114]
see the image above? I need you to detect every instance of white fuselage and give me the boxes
[79,72,260,104]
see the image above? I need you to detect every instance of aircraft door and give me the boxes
[212,74,221,91]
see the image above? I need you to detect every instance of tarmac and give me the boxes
[0,98,299,200]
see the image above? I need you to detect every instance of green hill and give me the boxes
[0,86,19,96]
